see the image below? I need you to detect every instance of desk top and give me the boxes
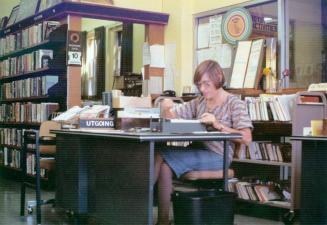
[291,135,327,141]
[51,129,242,142]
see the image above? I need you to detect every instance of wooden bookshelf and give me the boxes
[0,39,65,61]
[0,67,66,83]
[0,122,41,128]
[253,121,292,137]
[233,158,292,167]
[236,198,291,209]
[0,144,22,150]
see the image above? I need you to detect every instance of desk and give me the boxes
[53,129,241,225]
[291,136,327,225]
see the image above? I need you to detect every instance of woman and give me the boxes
[154,60,253,225]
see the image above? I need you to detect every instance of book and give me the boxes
[79,105,110,119]
[243,39,265,88]
[42,75,59,95]
[35,49,53,69]
[15,0,39,23]
[43,21,61,40]
[230,41,252,88]
[52,106,90,122]
[0,17,8,30]
[6,5,20,27]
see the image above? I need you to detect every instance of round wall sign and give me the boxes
[222,7,252,45]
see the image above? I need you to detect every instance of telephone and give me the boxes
[162,90,176,97]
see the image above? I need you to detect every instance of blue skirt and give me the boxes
[159,145,225,178]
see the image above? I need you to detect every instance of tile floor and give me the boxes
[0,176,286,225]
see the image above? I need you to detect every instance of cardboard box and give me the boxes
[112,96,152,108]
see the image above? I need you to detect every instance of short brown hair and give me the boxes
[193,60,225,89]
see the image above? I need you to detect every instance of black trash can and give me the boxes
[172,190,236,225]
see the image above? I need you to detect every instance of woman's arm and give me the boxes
[199,112,252,145]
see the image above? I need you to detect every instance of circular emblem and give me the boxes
[70,32,80,43]
[222,7,252,44]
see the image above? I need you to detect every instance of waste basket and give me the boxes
[172,190,236,225]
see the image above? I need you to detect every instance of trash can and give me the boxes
[172,190,236,225]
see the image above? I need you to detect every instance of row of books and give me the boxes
[2,147,20,169]
[26,152,48,178]
[0,75,58,100]
[235,142,291,162]
[0,147,48,178]
[0,102,59,123]
[0,128,23,147]
[0,49,53,77]
[245,94,296,121]
[228,179,287,203]
[0,21,60,57]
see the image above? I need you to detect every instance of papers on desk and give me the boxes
[117,107,160,118]
[72,128,124,134]
[192,131,224,134]
[53,106,90,121]
[170,119,201,123]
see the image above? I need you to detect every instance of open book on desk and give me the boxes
[52,105,110,122]
[53,106,90,122]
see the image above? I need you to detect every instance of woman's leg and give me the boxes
[155,152,164,183]
[157,162,173,225]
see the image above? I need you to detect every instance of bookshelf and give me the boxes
[0,19,67,177]
[0,0,169,193]
[230,89,298,221]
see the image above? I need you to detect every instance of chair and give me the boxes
[178,169,234,190]
[20,121,60,224]
[155,96,235,190]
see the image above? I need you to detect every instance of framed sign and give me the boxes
[222,7,252,45]
[67,30,82,66]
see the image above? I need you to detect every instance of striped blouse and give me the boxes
[173,95,253,160]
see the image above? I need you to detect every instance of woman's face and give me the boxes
[196,73,219,100]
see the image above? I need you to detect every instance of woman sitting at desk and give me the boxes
[155,60,253,225]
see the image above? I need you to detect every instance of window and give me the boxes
[288,0,326,88]
[195,1,278,89]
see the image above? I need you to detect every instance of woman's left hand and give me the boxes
[199,112,216,125]
[200,113,225,131]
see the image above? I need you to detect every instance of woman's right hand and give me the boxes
[160,99,176,119]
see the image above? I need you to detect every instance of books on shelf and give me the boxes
[15,0,39,23]
[228,179,286,204]
[1,75,58,99]
[3,147,21,169]
[0,49,54,78]
[0,21,61,57]
[245,94,296,121]
[0,128,23,147]
[235,141,291,163]
[0,102,59,123]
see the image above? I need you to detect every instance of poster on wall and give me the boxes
[221,7,252,45]
[209,15,223,46]
[67,31,82,66]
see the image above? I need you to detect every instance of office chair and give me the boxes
[20,121,60,225]
[155,96,235,189]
